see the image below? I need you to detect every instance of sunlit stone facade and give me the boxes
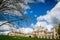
[32,26,59,39]
[8,25,59,39]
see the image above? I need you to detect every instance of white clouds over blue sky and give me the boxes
[33,1,60,32]
[0,0,60,34]
[18,27,33,34]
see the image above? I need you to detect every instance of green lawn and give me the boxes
[0,35,59,40]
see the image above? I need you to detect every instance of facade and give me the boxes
[32,26,59,39]
[0,21,58,39]
[32,26,54,39]
[8,32,34,37]
[8,25,59,39]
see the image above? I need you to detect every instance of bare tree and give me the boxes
[0,0,31,27]
[0,0,29,15]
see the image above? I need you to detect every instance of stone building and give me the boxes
[32,26,53,39]
[8,25,59,39]
[8,32,34,37]
[32,26,59,39]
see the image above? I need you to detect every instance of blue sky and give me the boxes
[0,0,60,34]
[0,0,59,29]
[26,0,57,25]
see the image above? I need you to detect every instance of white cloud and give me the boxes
[0,31,11,35]
[19,3,30,9]
[34,2,60,32]
[55,0,60,2]
[3,0,30,16]
[5,10,22,16]
[31,21,53,32]
[0,25,11,35]
[0,22,16,35]
[0,22,16,31]
[27,0,45,3]
[0,24,11,30]
[0,21,33,34]
[37,2,60,25]
[18,27,33,34]
[31,21,47,30]
[36,21,47,27]
[46,25,53,32]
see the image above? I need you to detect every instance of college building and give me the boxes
[8,25,59,39]
[0,21,59,39]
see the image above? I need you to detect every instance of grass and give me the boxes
[0,35,60,40]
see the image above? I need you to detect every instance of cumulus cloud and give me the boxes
[38,2,60,25]
[31,21,47,31]
[36,2,60,32]
[31,23,38,30]
[31,21,54,32]
[36,21,47,27]
[18,27,33,34]
[0,21,33,34]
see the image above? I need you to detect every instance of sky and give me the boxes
[24,0,60,32]
[26,0,57,24]
[25,0,58,29]
[0,0,60,34]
